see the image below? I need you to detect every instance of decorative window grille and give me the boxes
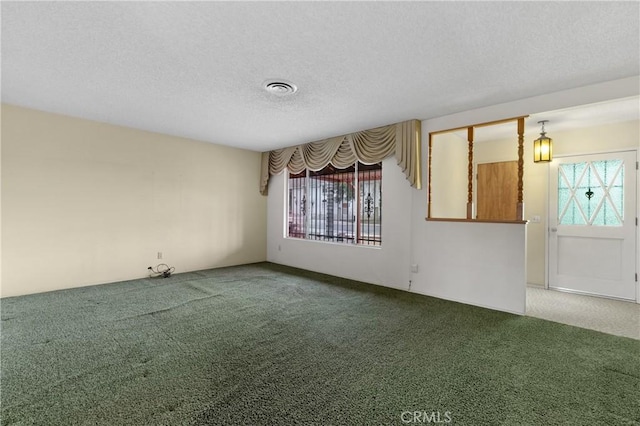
[358,163,382,245]
[287,162,382,246]
[288,170,306,238]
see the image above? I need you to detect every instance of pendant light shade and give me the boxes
[533,120,552,163]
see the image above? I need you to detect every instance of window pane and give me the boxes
[286,162,383,246]
[560,198,586,225]
[557,187,570,223]
[309,164,356,243]
[593,159,622,187]
[608,185,624,219]
[559,163,587,188]
[602,160,624,220]
[287,170,306,238]
[358,162,382,246]
[557,159,624,227]
[577,172,602,224]
[558,163,588,225]
[592,198,621,226]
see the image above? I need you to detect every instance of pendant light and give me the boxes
[533,120,553,163]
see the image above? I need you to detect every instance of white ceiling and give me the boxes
[2,2,639,151]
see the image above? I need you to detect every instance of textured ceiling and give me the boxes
[2,2,639,151]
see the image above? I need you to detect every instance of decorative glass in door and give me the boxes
[558,159,623,226]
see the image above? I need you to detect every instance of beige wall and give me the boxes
[430,132,468,218]
[475,119,639,285]
[1,104,267,297]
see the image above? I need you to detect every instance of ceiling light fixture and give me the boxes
[264,80,297,96]
[533,120,553,163]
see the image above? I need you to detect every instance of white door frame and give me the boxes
[546,148,638,303]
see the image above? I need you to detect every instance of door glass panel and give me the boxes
[577,182,601,223]
[558,159,624,226]
[609,185,624,217]
[559,163,587,188]
[591,198,621,226]
[606,161,623,216]
[558,187,571,217]
[593,160,622,187]
[560,198,586,225]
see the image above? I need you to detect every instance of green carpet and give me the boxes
[1,262,638,425]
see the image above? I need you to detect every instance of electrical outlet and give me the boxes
[411,264,419,273]
[157,252,163,260]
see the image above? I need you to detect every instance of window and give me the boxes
[558,159,624,226]
[287,162,382,246]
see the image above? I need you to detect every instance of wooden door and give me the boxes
[477,161,518,220]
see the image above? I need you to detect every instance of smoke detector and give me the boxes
[264,80,298,95]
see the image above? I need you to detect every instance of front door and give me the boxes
[549,151,637,300]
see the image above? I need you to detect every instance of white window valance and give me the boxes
[260,119,421,195]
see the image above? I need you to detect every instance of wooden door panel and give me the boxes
[477,161,518,221]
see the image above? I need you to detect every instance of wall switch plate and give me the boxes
[531,215,541,223]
